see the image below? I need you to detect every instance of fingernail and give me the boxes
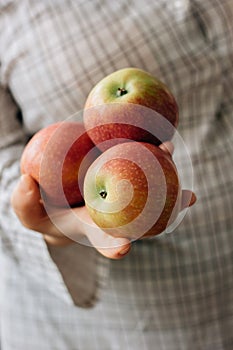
[19,174,33,195]
[190,192,197,206]
[119,245,130,256]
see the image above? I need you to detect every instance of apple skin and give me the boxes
[83,141,182,239]
[21,122,100,207]
[84,67,179,150]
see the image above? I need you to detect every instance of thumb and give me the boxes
[11,174,47,228]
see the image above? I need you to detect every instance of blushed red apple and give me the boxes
[20,122,100,207]
[83,67,179,150]
[83,141,194,240]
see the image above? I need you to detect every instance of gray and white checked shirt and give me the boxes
[0,1,233,349]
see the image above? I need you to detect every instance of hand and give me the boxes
[159,141,196,211]
[11,174,131,259]
[11,142,195,259]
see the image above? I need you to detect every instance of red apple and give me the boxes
[84,67,179,150]
[83,141,183,239]
[21,122,100,207]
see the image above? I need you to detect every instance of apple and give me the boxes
[83,67,179,150]
[21,122,100,207]
[83,141,183,239]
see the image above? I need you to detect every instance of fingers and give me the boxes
[74,206,131,259]
[91,238,131,259]
[181,190,197,211]
[158,143,197,210]
[11,175,131,256]
[86,229,131,259]
[159,141,174,156]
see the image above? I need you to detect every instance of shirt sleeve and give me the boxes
[0,2,109,308]
[0,83,105,307]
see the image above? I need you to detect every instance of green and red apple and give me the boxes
[83,141,189,239]
[84,67,179,150]
[21,122,100,207]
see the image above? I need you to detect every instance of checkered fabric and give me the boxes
[0,1,233,349]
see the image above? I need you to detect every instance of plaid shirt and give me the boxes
[0,1,233,349]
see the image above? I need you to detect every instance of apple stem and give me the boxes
[116,88,127,97]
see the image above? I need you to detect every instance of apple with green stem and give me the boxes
[83,141,195,240]
[83,67,179,150]
[21,122,100,207]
